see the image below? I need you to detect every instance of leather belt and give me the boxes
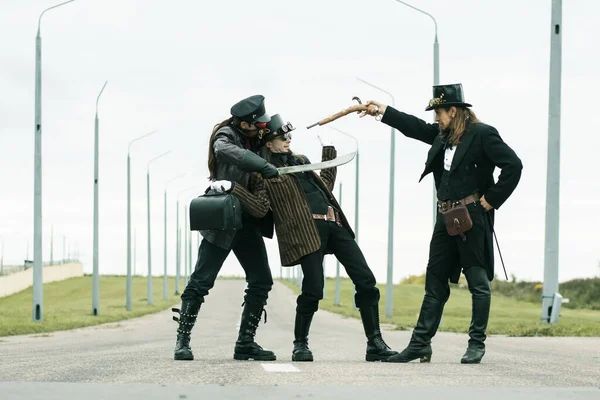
[313,206,341,225]
[438,193,480,213]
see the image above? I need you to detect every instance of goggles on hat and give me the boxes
[278,122,294,133]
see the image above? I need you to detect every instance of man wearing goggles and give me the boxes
[212,114,398,362]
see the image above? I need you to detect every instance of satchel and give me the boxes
[189,189,242,231]
[442,203,473,241]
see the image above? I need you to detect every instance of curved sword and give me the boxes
[276,150,356,175]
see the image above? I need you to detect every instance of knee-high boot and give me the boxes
[233,301,276,361]
[292,312,314,362]
[384,295,445,363]
[359,303,398,362]
[461,266,491,364]
[172,300,201,360]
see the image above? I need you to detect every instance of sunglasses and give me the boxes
[276,133,292,141]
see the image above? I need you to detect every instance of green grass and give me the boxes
[281,277,600,337]
[0,275,185,337]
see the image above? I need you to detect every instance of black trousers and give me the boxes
[296,220,379,315]
[181,223,273,306]
[426,201,490,302]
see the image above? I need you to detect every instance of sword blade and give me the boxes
[276,151,356,175]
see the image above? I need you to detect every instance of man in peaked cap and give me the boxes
[359,83,522,364]
[172,94,280,363]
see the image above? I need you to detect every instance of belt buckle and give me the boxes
[326,206,335,221]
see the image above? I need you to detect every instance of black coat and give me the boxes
[381,106,523,280]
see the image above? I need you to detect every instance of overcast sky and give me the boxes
[1,0,598,285]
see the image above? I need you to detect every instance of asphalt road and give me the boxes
[1,280,599,399]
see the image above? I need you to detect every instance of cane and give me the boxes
[486,212,508,281]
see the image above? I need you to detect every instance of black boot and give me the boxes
[292,313,314,362]
[384,295,444,363]
[172,300,201,361]
[359,303,398,362]
[233,301,276,361]
[461,267,491,364]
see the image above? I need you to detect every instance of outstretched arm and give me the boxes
[359,100,439,145]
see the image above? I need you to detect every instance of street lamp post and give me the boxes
[146,150,172,305]
[33,0,76,323]
[176,186,201,294]
[92,80,107,317]
[164,173,186,300]
[357,77,396,318]
[126,130,157,311]
[50,225,54,265]
[542,0,563,324]
[394,0,439,228]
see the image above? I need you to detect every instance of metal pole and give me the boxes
[1,237,4,275]
[92,80,107,317]
[146,150,171,305]
[184,203,189,285]
[62,235,65,264]
[188,214,192,281]
[334,183,342,306]
[393,1,439,230]
[133,229,136,276]
[355,151,360,242]
[163,173,186,300]
[126,153,132,310]
[356,77,396,318]
[433,29,440,229]
[33,0,76,322]
[163,190,168,300]
[127,131,157,310]
[147,170,152,305]
[542,0,562,324]
[175,201,180,294]
[50,225,53,265]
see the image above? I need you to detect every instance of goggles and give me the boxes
[276,132,292,141]
[278,122,294,133]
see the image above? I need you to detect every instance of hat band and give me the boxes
[429,92,446,107]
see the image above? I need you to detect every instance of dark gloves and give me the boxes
[239,150,279,178]
[260,163,279,179]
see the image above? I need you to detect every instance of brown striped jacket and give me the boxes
[237,146,354,266]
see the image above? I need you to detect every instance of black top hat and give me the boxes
[230,94,271,123]
[425,83,472,111]
[261,114,295,142]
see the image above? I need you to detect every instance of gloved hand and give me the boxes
[317,133,333,147]
[261,163,279,179]
[209,180,234,193]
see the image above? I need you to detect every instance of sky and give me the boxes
[1,0,599,287]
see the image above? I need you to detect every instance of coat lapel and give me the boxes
[449,129,476,173]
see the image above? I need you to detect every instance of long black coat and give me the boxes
[381,106,523,280]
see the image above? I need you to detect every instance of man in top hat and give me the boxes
[172,94,280,362]
[359,84,523,364]
[210,114,398,362]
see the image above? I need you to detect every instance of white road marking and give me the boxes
[260,363,300,372]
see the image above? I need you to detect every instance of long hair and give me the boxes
[441,107,481,146]
[207,117,233,180]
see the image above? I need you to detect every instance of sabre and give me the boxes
[306,96,369,129]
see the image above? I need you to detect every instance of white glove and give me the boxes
[317,133,333,147]
[210,180,233,193]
